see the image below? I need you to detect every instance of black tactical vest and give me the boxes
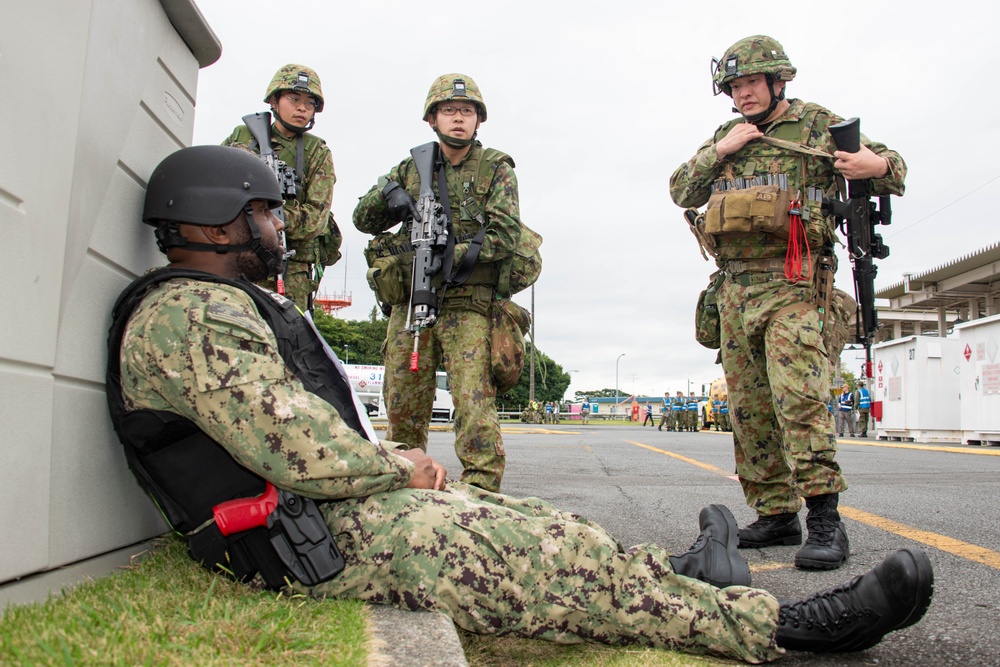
[106,268,364,588]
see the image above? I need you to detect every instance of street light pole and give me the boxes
[615,353,625,420]
[344,344,350,364]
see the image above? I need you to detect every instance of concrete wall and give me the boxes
[0,0,219,583]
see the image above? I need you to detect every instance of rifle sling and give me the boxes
[437,161,486,291]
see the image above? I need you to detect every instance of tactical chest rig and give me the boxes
[365,147,515,307]
[705,103,840,249]
[106,268,362,589]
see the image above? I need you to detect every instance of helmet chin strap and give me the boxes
[155,210,283,277]
[433,124,477,149]
[276,113,314,135]
[737,74,785,124]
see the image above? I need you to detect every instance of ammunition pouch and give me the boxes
[695,270,726,349]
[366,254,411,306]
[491,299,531,394]
[704,185,791,240]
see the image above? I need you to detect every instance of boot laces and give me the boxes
[780,576,866,632]
[805,514,840,547]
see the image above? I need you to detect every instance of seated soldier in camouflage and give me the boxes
[108,145,934,664]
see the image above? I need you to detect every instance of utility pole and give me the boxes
[529,284,536,404]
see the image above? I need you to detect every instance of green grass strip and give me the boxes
[0,536,367,666]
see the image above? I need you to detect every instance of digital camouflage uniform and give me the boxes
[119,277,783,663]
[354,141,521,492]
[670,95,905,515]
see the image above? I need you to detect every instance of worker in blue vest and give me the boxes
[686,392,700,431]
[837,388,856,438]
[856,385,872,437]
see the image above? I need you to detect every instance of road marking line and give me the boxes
[628,441,731,475]
[839,439,1000,455]
[839,506,1000,570]
[630,439,1000,570]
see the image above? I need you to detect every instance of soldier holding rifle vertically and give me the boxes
[354,74,524,492]
[670,36,904,570]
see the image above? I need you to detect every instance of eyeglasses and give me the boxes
[283,92,319,109]
[438,105,477,117]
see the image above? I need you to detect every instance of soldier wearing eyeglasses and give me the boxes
[354,73,523,492]
[223,64,341,311]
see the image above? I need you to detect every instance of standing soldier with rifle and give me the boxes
[670,36,905,571]
[354,74,524,492]
[223,64,341,312]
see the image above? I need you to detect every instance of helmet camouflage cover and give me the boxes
[712,35,796,97]
[423,73,487,121]
[264,64,325,112]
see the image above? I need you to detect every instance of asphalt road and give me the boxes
[425,423,1000,666]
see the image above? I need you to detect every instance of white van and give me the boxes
[376,370,454,422]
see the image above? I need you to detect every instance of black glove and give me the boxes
[381,181,418,222]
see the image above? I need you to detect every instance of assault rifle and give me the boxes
[405,142,450,371]
[242,111,297,296]
[822,117,892,376]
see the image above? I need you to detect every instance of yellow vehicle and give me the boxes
[703,378,728,430]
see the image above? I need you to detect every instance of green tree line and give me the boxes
[312,309,571,407]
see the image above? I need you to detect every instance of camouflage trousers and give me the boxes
[258,260,317,313]
[307,483,782,663]
[384,304,505,492]
[718,274,847,516]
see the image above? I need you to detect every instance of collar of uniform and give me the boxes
[761,98,806,133]
[445,140,483,169]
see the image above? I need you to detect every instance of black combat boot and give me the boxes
[776,548,933,653]
[794,493,849,570]
[737,512,802,548]
[669,504,752,588]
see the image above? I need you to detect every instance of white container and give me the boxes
[872,336,963,443]
[955,314,1000,445]
[0,0,219,583]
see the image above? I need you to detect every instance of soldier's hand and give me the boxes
[834,145,890,180]
[715,122,763,160]
[381,181,419,222]
[397,448,448,491]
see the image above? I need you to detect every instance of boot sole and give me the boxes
[706,504,752,588]
[793,553,848,570]
[738,533,803,548]
[840,548,935,652]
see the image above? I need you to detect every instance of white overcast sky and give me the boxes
[190,0,999,400]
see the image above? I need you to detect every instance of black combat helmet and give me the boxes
[143,145,283,227]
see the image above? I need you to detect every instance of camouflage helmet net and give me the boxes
[423,73,487,121]
[712,35,796,97]
[264,64,325,112]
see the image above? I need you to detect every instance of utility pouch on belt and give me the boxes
[366,254,410,306]
[491,299,531,394]
[695,270,725,349]
[824,288,858,363]
[704,185,791,239]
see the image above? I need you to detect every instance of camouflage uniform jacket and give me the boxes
[669,99,906,264]
[120,276,414,499]
[353,141,521,299]
[223,123,336,265]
